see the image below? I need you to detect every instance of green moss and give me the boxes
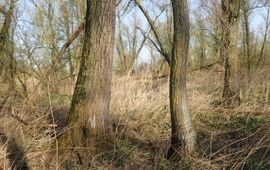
[195,111,270,168]
[245,157,270,170]
[235,114,265,133]
[195,111,267,134]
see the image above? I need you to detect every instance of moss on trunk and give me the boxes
[58,0,116,166]
[167,0,196,161]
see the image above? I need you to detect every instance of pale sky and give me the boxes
[4,0,268,64]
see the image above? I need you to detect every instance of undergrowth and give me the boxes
[0,69,270,169]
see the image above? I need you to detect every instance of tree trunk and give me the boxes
[256,7,270,69]
[0,0,16,88]
[167,0,196,161]
[60,0,75,81]
[197,17,206,69]
[59,0,116,165]
[243,0,251,84]
[220,0,241,107]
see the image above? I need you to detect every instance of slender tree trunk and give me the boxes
[243,1,251,83]
[167,0,196,161]
[257,7,270,69]
[0,0,16,88]
[197,18,206,69]
[60,0,75,81]
[59,0,116,165]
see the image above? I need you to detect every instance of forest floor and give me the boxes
[1,67,270,169]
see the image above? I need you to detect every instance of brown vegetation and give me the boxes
[1,0,270,169]
[0,67,270,169]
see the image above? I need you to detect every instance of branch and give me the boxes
[55,22,85,62]
[135,27,150,58]
[45,22,85,77]
[0,5,7,14]
[134,0,171,65]
[137,27,164,57]
[126,27,151,76]
[11,112,29,126]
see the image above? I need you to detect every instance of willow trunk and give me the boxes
[59,0,116,165]
[167,0,196,160]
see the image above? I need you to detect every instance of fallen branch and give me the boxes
[10,113,29,126]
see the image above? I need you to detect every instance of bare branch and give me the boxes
[134,0,171,65]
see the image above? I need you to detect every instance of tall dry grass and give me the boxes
[0,67,270,169]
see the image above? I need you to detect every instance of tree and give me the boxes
[256,6,270,69]
[134,0,195,161]
[199,0,222,65]
[167,0,196,160]
[242,0,252,83]
[59,0,116,165]
[220,0,241,106]
[115,11,149,75]
[0,0,16,89]
[134,0,171,65]
[194,12,207,69]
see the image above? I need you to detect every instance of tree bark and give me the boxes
[243,0,251,83]
[0,0,16,88]
[256,7,270,69]
[59,0,116,165]
[167,0,196,161]
[220,0,241,106]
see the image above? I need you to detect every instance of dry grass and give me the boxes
[0,68,270,169]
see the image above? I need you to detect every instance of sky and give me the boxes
[1,0,268,65]
[131,0,268,64]
[2,0,267,33]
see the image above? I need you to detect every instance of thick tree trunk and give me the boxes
[167,0,196,161]
[59,0,116,165]
[220,0,241,106]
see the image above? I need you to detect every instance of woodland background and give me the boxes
[0,0,270,169]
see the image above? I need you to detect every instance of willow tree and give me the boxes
[59,0,116,164]
[0,0,16,89]
[134,0,195,160]
[167,0,196,160]
[220,0,241,106]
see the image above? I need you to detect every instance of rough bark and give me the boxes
[0,0,16,87]
[220,0,241,106]
[167,0,196,161]
[59,0,116,165]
